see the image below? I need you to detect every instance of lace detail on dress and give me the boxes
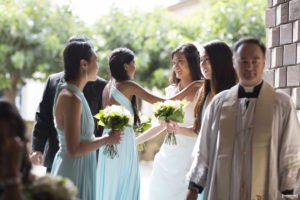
[165,84,178,98]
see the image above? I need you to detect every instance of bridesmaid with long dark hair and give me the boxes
[186,40,237,200]
[193,40,237,133]
[51,35,123,200]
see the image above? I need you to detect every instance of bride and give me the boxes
[136,43,203,200]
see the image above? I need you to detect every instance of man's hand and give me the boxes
[185,189,198,200]
[30,151,43,165]
[107,130,124,145]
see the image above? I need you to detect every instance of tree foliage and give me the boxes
[94,0,266,89]
[93,7,186,89]
[0,0,266,103]
[184,0,266,46]
[0,0,82,102]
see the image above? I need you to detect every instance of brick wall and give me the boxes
[265,0,300,120]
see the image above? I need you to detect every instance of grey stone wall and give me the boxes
[265,0,300,119]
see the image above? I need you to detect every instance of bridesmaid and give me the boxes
[96,47,165,200]
[186,40,237,200]
[51,35,123,200]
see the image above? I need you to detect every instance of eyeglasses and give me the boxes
[236,58,263,67]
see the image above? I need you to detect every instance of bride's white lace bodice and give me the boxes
[148,84,198,200]
[165,84,196,130]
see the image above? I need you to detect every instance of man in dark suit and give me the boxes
[30,71,106,172]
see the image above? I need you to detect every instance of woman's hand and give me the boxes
[166,121,179,134]
[107,130,124,145]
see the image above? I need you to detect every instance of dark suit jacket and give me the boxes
[31,72,107,169]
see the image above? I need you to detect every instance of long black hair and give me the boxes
[169,43,203,84]
[108,47,141,127]
[193,40,237,133]
[0,100,32,184]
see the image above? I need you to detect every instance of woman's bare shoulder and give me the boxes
[116,80,138,87]
[115,80,141,92]
[58,88,82,106]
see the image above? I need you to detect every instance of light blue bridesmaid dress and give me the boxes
[96,86,140,200]
[51,83,97,200]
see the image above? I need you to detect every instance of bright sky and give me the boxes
[52,0,178,24]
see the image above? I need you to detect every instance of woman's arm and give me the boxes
[117,81,165,104]
[170,80,203,100]
[60,92,123,158]
[136,122,166,144]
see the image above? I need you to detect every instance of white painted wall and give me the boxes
[19,79,45,121]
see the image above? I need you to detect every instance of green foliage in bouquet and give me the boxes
[154,100,186,145]
[134,115,152,133]
[94,105,133,158]
[134,114,152,151]
[94,106,132,130]
[154,100,186,123]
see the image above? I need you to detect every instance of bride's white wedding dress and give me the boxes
[148,85,197,200]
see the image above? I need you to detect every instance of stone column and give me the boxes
[265,0,300,120]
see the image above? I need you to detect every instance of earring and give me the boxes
[85,71,88,81]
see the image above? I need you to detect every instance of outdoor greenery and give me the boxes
[1,0,266,103]
[188,0,266,46]
[0,0,82,102]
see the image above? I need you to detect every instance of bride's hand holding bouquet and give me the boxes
[166,120,180,135]
[154,100,186,145]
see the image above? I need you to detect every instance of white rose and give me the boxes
[140,115,149,123]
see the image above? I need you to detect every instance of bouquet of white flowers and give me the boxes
[94,105,133,158]
[154,100,186,145]
[134,114,152,151]
[23,175,77,200]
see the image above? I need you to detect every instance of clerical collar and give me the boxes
[238,81,263,98]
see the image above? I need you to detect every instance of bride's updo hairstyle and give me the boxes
[63,35,94,82]
[108,47,141,127]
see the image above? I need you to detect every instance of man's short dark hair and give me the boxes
[233,37,266,57]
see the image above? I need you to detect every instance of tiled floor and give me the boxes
[139,161,153,200]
